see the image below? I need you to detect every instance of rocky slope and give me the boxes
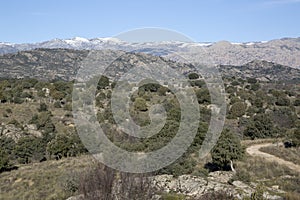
[0,48,299,82]
[218,60,300,82]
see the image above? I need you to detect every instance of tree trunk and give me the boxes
[230,160,236,173]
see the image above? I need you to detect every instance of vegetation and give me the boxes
[0,72,299,198]
[243,114,278,139]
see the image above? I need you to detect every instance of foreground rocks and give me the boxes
[152,172,283,199]
[67,171,284,200]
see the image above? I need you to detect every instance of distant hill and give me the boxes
[0,49,194,81]
[0,48,299,82]
[1,37,300,68]
[218,60,300,82]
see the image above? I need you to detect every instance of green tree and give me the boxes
[244,114,277,139]
[228,102,247,119]
[211,129,244,171]
[47,134,86,160]
[97,76,110,90]
[30,111,56,134]
[293,128,300,147]
[294,99,300,106]
[195,88,211,104]
[13,137,46,164]
[247,78,257,84]
[0,136,16,158]
[38,102,48,112]
[250,83,260,91]
[51,90,66,100]
[275,95,290,106]
[134,97,148,111]
[0,148,10,172]
[157,86,169,96]
[188,72,200,80]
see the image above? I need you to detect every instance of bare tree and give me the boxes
[79,163,156,200]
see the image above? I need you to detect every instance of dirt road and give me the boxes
[246,143,300,173]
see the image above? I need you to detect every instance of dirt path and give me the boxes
[246,143,300,173]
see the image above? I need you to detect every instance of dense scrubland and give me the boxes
[0,72,299,199]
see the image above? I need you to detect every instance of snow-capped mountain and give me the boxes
[1,37,300,68]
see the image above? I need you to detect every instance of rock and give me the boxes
[208,171,234,183]
[232,181,254,196]
[2,124,23,141]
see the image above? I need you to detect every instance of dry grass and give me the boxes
[236,155,300,196]
[241,138,281,147]
[0,103,39,124]
[260,146,300,165]
[0,155,94,200]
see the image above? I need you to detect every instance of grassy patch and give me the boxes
[260,146,300,165]
[0,155,94,200]
[235,156,300,196]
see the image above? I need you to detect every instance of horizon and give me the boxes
[1,35,299,45]
[1,0,300,44]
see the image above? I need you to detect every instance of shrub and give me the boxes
[275,95,290,106]
[13,136,46,164]
[97,76,110,90]
[54,101,61,108]
[0,148,10,172]
[244,114,277,139]
[47,134,87,160]
[188,72,200,80]
[294,99,300,106]
[134,97,148,111]
[228,102,247,118]
[161,193,185,200]
[38,102,48,112]
[199,190,235,200]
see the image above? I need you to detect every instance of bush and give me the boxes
[198,190,235,200]
[47,134,87,160]
[161,193,185,200]
[0,148,10,172]
[244,114,277,139]
[188,72,200,80]
[275,95,290,106]
[294,99,300,106]
[38,102,48,112]
[247,78,257,84]
[13,136,46,164]
[230,168,251,183]
[228,102,247,118]
[292,128,300,147]
[54,101,61,108]
[134,97,148,111]
[250,184,265,200]
[195,88,211,104]
[97,76,110,90]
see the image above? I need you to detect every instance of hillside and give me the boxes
[1,48,300,82]
[0,48,299,199]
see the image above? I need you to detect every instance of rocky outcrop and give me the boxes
[152,172,284,199]
[0,123,24,141]
[66,172,284,200]
[0,123,42,141]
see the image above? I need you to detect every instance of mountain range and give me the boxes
[1,37,300,68]
[0,48,299,82]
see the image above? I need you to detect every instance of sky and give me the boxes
[0,0,300,43]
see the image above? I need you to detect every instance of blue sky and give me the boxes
[1,0,299,43]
